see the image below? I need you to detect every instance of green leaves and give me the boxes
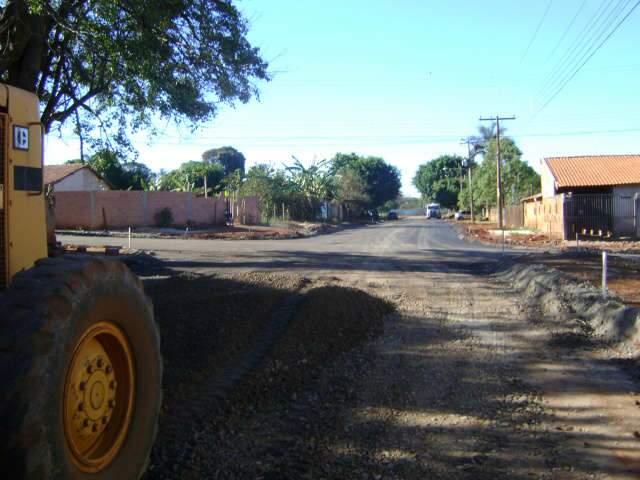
[1,1,269,148]
[202,146,246,175]
[330,153,401,209]
[413,155,466,209]
[158,160,225,194]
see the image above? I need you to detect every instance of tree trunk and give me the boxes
[1,1,46,92]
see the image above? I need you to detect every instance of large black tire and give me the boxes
[0,256,162,479]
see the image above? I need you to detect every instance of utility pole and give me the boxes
[479,115,515,229]
[460,138,478,223]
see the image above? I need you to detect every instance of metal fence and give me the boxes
[564,194,636,238]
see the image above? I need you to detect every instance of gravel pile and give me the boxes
[139,269,393,479]
[498,262,640,355]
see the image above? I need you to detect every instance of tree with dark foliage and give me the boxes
[202,146,246,175]
[0,0,269,145]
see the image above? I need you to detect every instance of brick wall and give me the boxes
[53,191,259,229]
[523,195,566,240]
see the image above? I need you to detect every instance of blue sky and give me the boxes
[46,0,640,196]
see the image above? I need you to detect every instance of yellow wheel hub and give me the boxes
[63,322,135,472]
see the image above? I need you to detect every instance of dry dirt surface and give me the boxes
[522,251,640,308]
[456,221,560,248]
[108,218,640,479]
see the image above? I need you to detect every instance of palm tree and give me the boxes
[471,122,509,158]
[286,156,333,200]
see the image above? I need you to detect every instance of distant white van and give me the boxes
[426,203,441,219]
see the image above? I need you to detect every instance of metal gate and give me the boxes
[564,194,636,238]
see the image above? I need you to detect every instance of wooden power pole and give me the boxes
[460,138,478,223]
[479,115,515,229]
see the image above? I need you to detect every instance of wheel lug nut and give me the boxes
[78,402,85,412]
[97,358,103,368]
[79,381,87,391]
[83,419,90,428]
[86,365,93,374]
[92,424,98,433]
[105,365,112,374]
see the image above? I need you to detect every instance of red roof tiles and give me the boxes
[545,155,640,188]
[44,163,86,185]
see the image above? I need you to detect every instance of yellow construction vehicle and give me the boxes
[0,85,162,478]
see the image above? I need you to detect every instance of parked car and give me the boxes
[387,211,398,220]
[455,210,470,221]
[426,203,441,219]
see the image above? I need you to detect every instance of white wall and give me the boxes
[55,168,110,191]
[540,159,556,198]
[613,184,640,197]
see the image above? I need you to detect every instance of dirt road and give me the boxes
[62,219,640,478]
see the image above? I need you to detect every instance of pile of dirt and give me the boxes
[243,285,393,396]
[143,271,305,474]
[141,268,394,479]
[456,222,560,248]
[177,286,394,480]
[562,238,640,253]
[58,221,344,242]
[521,252,640,307]
[498,261,640,356]
[184,227,302,240]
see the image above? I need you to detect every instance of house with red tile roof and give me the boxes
[540,155,640,238]
[541,155,640,197]
[45,164,112,191]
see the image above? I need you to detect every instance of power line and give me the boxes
[534,0,640,117]
[521,0,554,63]
[538,0,616,96]
[541,0,630,99]
[546,0,588,62]
[53,127,640,149]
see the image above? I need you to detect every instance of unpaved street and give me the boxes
[64,219,640,478]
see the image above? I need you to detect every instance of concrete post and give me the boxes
[187,192,193,224]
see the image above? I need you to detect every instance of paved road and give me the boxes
[59,218,510,275]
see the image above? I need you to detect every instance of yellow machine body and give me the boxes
[0,84,48,287]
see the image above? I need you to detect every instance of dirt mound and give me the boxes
[142,270,393,479]
[166,286,395,480]
[245,286,394,395]
[498,262,640,355]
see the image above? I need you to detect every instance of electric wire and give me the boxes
[538,0,616,96]
[546,0,587,62]
[521,0,554,63]
[541,0,630,99]
[534,0,639,117]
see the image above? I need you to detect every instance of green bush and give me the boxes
[154,207,174,227]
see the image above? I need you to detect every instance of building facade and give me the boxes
[45,164,112,192]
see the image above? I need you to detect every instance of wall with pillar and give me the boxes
[53,191,259,229]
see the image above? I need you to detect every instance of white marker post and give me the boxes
[602,251,608,297]
[128,227,131,250]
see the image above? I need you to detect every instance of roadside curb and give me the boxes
[494,261,640,355]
